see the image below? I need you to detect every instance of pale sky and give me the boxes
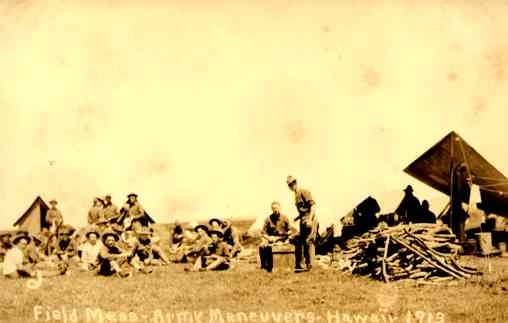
[1,1,508,229]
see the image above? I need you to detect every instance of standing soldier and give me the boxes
[46,199,64,233]
[287,176,318,273]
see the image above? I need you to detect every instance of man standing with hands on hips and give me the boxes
[287,176,318,273]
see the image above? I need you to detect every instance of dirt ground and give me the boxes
[0,254,507,323]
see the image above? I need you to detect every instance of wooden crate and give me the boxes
[272,244,295,272]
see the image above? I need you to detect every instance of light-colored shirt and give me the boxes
[3,247,24,276]
[79,241,103,265]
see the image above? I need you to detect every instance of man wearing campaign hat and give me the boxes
[3,233,34,278]
[46,199,64,234]
[103,194,120,222]
[186,230,232,272]
[395,185,422,224]
[78,229,103,271]
[88,197,105,226]
[221,220,243,257]
[208,218,223,231]
[0,231,12,262]
[97,230,132,278]
[119,193,148,232]
[287,176,318,273]
[131,227,170,271]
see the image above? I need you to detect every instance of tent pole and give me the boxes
[449,134,455,232]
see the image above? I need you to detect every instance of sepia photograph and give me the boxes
[1,1,508,322]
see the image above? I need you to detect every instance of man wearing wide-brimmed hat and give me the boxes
[221,220,243,257]
[208,218,223,231]
[395,185,422,224]
[78,229,102,271]
[97,230,132,277]
[187,230,232,272]
[46,199,64,234]
[102,194,120,222]
[0,231,12,262]
[119,193,148,232]
[88,197,105,226]
[130,227,155,273]
[3,233,33,278]
[287,175,318,273]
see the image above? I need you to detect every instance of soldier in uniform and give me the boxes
[221,220,243,257]
[130,227,170,271]
[0,231,12,263]
[259,201,294,272]
[395,185,422,224]
[170,220,184,250]
[186,230,232,272]
[287,176,318,273]
[208,218,223,231]
[46,199,64,233]
[78,229,103,271]
[88,197,104,226]
[103,194,120,221]
[3,233,34,278]
[97,231,132,278]
[51,225,78,274]
[119,193,148,232]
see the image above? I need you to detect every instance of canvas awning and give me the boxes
[404,131,508,216]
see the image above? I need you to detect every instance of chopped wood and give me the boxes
[333,223,481,283]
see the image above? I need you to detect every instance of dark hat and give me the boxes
[102,230,120,242]
[127,193,138,198]
[404,185,413,193]
[194,224,209,233]
[287,175,297,185]
[209,218,223,226]
[0,231,12,238]
[58,225,76,236]
[12,233,31,245]
[85,229,100,239]
[105,194,112,198]
[208,230,224,238]
[49,199,58,204]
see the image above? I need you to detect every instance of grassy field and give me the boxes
[0,255,507,323]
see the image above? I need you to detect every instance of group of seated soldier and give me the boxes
[1,192,174,279]
[169,218,243,272]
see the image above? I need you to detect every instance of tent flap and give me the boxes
[404,131,508,216]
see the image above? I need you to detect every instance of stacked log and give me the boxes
[335,223,481,283]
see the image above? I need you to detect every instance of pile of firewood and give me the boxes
[335,223,481,283]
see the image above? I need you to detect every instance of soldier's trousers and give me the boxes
[259,245,273,271]
[294,224,315,269]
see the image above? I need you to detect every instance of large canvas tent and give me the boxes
[12,196,50,235]
[404,131,508,217]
